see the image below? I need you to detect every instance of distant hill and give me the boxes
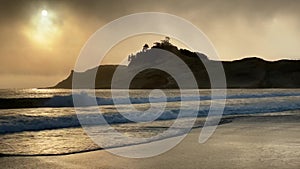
[52,38,300,89]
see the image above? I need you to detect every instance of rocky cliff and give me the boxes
[52,39,300,89]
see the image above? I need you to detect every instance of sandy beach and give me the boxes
[1,111,299,169]
[1,1,300,169]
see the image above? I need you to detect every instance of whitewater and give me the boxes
[0,89,300,156]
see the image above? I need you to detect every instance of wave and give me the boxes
[1,92,300,109]
[0,109,196,134]
[1,96,300,134]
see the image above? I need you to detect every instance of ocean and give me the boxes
[0,89,300,156]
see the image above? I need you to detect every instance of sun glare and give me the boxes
[41,10,48,17]
[23,9,60,47]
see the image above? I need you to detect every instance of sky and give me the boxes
[0,0,300,88]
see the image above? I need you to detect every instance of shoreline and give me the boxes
[1,110,299,168]
[0,115,232,157]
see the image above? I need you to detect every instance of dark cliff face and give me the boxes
[223,58,300,88]
[52,42,300,89]
[52,65,127,89]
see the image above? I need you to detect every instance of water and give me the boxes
[0,89,300,156]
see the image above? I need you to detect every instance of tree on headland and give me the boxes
[128,53,134,62]
[154,36,171,47]
[161,36,170,44]
[142,44,149,52]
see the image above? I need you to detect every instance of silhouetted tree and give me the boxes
[153,42,161,47]
[142,44,149,52]
[161,36,171,46]
[128,53,134,62]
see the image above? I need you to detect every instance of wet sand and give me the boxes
[1,111,300,169]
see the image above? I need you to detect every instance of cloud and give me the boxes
[0,0,300,88]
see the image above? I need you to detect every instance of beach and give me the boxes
[2,1,300,168]
[1,111,299,169]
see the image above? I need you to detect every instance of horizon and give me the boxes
[1,0,300,88]
[0,1,300,167]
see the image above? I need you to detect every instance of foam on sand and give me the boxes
[1,111,299,169]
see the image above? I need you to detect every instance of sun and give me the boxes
[41,10,48,17]
[23,9,61,47]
